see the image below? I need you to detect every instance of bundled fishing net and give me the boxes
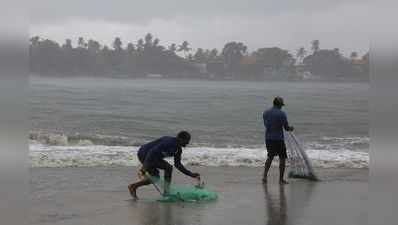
[148,176,218,203]
[285,131,319,181]
[159,186,218,203]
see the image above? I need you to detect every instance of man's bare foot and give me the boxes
[279,180,289,185]
[128,184,138,200]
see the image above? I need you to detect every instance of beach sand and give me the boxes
[30,166,368,225]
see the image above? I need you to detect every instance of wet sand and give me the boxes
[30,166,368,225]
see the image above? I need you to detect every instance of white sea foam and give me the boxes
[306,136,369,152]
[29,144,369,168]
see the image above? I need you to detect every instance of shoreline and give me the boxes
[29,143,369,169]
[31,74,369,83]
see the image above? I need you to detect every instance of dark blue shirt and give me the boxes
[263,107,290,140]
[138,136,193,177]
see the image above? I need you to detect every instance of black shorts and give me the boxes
[137,151,172,178]
[266,139,287,159]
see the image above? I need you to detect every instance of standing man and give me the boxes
[263,97,294,184]
[128,131,200,200]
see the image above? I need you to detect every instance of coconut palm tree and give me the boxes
[311,40,320,53]
[136,39,144,52]
[296,47,307,64]
[78,37,87,48]
[178,41,191,58]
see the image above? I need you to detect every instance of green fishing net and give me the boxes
[149,176,218,203]
[159,186,218,203]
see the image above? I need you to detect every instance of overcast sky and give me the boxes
[29,0,379,57]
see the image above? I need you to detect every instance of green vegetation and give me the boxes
[30,34,369,81]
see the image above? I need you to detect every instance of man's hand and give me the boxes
[192,173,201,180]
[192,173,205,189]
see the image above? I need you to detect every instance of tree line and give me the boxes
[30,34,369,80]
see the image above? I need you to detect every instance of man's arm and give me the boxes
[263,111,268,127]
[282,112,294,131]
[174,148,198,178]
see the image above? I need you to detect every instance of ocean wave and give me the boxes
[29,132,145,147]
[28,132,250,149]
[307,136,369,152]
[29,144,369,169]
[29,132,370,151]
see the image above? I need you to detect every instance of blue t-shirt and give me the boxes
[263,107,290,140]
[139,136,178,160]
[138,136,194,177]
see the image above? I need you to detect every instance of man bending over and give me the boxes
[128,131,200,200]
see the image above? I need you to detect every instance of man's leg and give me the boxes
[263,156,274,183]
[128,178,151,200]
[157,160,173,195]
[279,158,288,184]
[279,141,289,184]
[128,167,158,200]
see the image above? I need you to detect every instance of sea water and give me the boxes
[30,76,369,168]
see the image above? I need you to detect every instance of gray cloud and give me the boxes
[29,0,375,56]
[30,0,367,24]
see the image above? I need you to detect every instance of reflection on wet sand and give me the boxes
[264,184,287,225]
[263,181,317,225]
[132,202,175,225]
